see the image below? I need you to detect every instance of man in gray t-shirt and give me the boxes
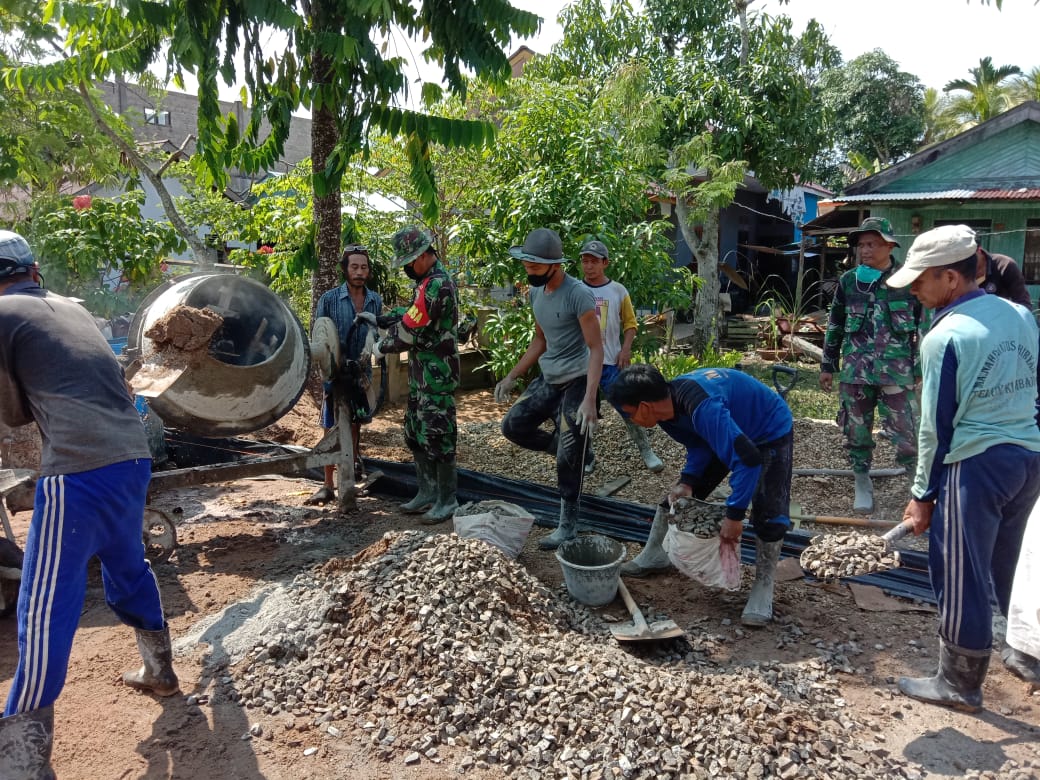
[494,228,604,550]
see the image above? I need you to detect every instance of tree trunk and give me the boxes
[676,198,720,356]
[309,13,343,320]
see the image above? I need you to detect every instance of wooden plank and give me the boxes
[596,476,631,497]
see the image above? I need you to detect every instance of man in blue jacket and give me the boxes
[609,364,793,626]
[888,224,1040,713]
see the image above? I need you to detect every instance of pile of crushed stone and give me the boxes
[221,531,920,778]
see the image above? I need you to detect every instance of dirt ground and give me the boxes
[1,387,1039,780]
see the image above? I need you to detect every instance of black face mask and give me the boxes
[526,267,556,287]
[404,265,422,281]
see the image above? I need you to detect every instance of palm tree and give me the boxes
[1010,66,1040,105]
[920,88,962,148]
[943,56,1022,126]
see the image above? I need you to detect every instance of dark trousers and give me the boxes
[930,444,1040,651]
[688,432,794,543]
[501,375,590,502]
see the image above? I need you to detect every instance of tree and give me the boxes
[3,0,540,316]
[920,87,962,148]
[815,50,925,182]
[549,0,837,355]
[1010,66,1040,104]
[943,56,1022,126]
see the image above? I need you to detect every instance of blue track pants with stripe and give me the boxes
[4,458,166,716]
[930,444,1040,651]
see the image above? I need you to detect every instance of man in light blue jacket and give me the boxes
[887,224,1040,713]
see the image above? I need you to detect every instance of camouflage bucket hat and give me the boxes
[849,217,900,248]
[508,228,565,264]
[391,225,433,268]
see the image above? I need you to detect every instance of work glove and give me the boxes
[575,400,598,436]
[354,312,378,328]
[494,377,517,404]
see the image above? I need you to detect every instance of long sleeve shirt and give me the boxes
[658,368,792,520]
[821,263,921,386]
[913,290,1040,501]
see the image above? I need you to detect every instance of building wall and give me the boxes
[97,80,312,195]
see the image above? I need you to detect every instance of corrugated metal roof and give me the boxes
[822,188,1040,205]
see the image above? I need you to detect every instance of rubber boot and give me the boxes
[538,499,580,550]
[741,537,783,627]
[421,460,459,525]
[898,640,990,713]
[621,506,674,576]
[0,706,55,780]
[624,420,664,473]
[123,626,180,697]
[853,471,874,513]
[401,453,437,514]
[1001,645,1040,683]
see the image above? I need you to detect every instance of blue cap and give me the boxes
[0,230,35,279]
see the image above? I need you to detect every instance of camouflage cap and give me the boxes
[849,217,900,248]
[391,225,434,268]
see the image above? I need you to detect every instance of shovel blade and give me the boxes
[130,363,185,398]
[610,619,685,643]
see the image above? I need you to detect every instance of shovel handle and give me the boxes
[882,519,916,545]
[616,579,650,634]
[791,513,897,529]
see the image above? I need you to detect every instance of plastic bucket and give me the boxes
[555,534,627,607]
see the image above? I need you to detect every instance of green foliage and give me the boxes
[645,346,743,379]
[813,50,926,191]
[24,191,186,316]
[478,303,535,382]
[943,56,1022,125]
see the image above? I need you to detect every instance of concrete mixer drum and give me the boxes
[127,272,310,436]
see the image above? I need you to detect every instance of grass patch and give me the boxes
[738,358,838,420]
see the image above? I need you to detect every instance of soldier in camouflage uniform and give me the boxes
[372,226,460,523]
[820,217,921,513]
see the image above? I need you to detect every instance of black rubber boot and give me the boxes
[124,626,180,697]
[401,453,436,513]
[538,499,580,550]
[1002,645,1040,683]
[420,460,459,525]
[0,706,55,780]
[898,640,990,712]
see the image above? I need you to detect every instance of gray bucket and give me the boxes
[555,534,627,607]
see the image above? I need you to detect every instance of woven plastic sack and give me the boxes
[662,524,742,590]
[453,500,535,559]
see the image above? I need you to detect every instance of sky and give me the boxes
[510,0,1039,92]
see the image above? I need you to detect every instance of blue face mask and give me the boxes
[855,264,883,284]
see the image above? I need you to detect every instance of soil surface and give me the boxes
[2,384,1039,780]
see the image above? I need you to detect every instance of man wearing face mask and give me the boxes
[495,228,603,550]
[608,364,794,625]
[371,226,460,523]
[819,217,921,513]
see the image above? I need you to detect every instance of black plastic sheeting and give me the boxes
[156,434,936,606]
[364,457,936,606]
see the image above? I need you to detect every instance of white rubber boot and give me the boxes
[621,506,673,576]
[624,420,664,473]
[741,537,782,626]
[538,500,580,550]
[853,472,874,513]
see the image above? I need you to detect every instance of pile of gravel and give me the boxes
[224,531,922,778]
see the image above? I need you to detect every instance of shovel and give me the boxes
[881,519,915,550]
[610,579,685,643]
[125,358,185,399]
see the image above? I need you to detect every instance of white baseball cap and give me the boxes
[886,224,978,288]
